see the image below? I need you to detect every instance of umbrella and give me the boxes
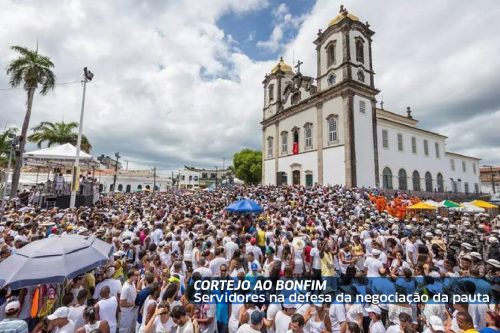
[226,199,263,214]
[439,200,461,208]
[0,234,112,289]
[424,200,439,207]
[407,202,436,210]
[470,200,498,209]
[450,202,485,213]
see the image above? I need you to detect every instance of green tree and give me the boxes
[233,149,262,184]
[6,45,56,196]
[28,121,92,153]
[0,128,18,168]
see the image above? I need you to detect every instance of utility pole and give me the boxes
[70,67,94,208]
[214,165,218,189]
[0,136,21,218]
[152,166,157,192]
[112,152,120,192]
[124,160,129,170]
[222,157,226,185]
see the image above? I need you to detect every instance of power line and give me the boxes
[0,80,81,92]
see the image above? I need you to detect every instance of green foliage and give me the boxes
[233,149,262,184]
[0,128,18,168]
[28,121,92,153]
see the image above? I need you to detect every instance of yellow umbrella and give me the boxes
[143,188,152,192]
[470,200,498,209]
[407,202,436,210]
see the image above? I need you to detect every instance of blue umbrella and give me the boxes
[0,234,112,289]
[226,199,263,214]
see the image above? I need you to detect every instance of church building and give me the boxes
[261,6,481,194]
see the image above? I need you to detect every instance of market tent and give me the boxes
[23,143,98,167]
[424,200,440,207]
[407,202,436,210]
[226,199,263,214]
[450,202,485,213]
[470,200,498,209]
[439,200,461,208]
[0,234,112,289]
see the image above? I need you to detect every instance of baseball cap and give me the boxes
[251,263,258,271]
[251,310,264,325]
[5,301,21,314]
[429,316,444,331]
[47,306,69,320]
[367,304,381,315]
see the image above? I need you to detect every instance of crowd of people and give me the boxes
[0,185,499,333]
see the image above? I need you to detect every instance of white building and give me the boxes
[177,169,200,189]
[261,6,481,194]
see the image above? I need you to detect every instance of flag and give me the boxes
[293,143,299,155]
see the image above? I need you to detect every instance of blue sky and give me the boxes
[218,0,315,61]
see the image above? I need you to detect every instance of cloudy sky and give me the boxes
[1,0,499,172]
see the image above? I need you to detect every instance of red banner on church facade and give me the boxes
[293,143,299,155]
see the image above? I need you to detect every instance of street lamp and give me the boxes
[70,67,94,208]
[482,165,496,194]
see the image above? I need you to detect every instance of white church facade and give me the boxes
[261,6,481,194]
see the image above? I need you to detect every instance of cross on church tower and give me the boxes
[295,60,303,73]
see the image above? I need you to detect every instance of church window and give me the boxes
[359,100,366,114]
[268,84,274,102]
[464,182,470,194]
[473,163,476,174]
[305,173,313,186]
[291,91,301,105]
[304,123,313,149]
[357,69,365,82]
[397,133,403,151]
[267,137,273,158]
[327,73,336,86]
[474,183,479,193]
[292,127,299,154]
[326,41,336,67]
[437,173,444,192]
[398,169,407,191]
[281,131,288,154]
[411,137,417,154]
[435,142,440,158]
[462,161,466,172]
[452,180,458,193]
[355,38,364,63]
[425,172,433,192]
[382,167,393,189]
[327,115,338,143]
[382,130,389,148]
[412,170,421,191]
[423,139,429,156]
[450,159,455,171]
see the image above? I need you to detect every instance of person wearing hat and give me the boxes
[236,310,264,333]
[367,305,384,333]
[45,306,76,333]
[0,301,28,333]
[275,304,297,333]
[424,315,445,333]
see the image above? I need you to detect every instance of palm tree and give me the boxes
[28,121,92,153]
[6,45,55,196]
[0,128,18,168]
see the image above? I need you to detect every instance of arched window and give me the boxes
[268,84,274,102]
[412,171,421,191]
[398,169,407,191]
[355,38,364,63]
[109,184,114,192]
[357,69,365,82]
[327,115,338,143]
[304,123,313,149]
[436,173,444,192]
[126,184,131,193]
[425,172,433,192]
[382,167,393,189]
[137,184,143,190]
[327,73,336,86]
[267,136,274,158]
[117,184,123,192]
[281,131,288,154]
[145,185,151,190]
[326,41,336,67]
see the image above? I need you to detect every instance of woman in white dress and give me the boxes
[292,238,305,277]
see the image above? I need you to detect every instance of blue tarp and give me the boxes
[226,199,263,214]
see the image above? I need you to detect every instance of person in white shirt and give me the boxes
[237,311,264,333]
[310,241,322,279]
[68,290,88,330]
[171,305,194,333]
[329,303,347,333]
[95,287,118,333]
[193,258,214,278]
[152,223,164,245]
[367,305,385,333]
[47,307,76,333]
[208,247,228,276]
[364,250,383,277]
[386,312,412,333]
[120,270,139,333]
[93,267,122,301]
[224,236,239,261]
[275,305,296,333]
[405,236,418,267]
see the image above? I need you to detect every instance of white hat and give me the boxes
[5,301,21,313]
[283,303,297,309]
[429,316,445,331]
[47,306,69,320]
[425,232,433,237]
[470,252,481,259]
[113,250,126,257]
[461,243,472,250]
[367,304,381,315]
[486,259,500,268]
[123,239,132,245]
[488,237,499,244]
[372,249,381,256]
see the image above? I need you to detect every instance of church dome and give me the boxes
[328,6,359,27]
[271,57,293,74]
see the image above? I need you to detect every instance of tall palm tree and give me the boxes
[28,121,92,153]
[6,45,55,196]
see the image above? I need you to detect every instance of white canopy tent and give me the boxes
[23,143,99,167]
